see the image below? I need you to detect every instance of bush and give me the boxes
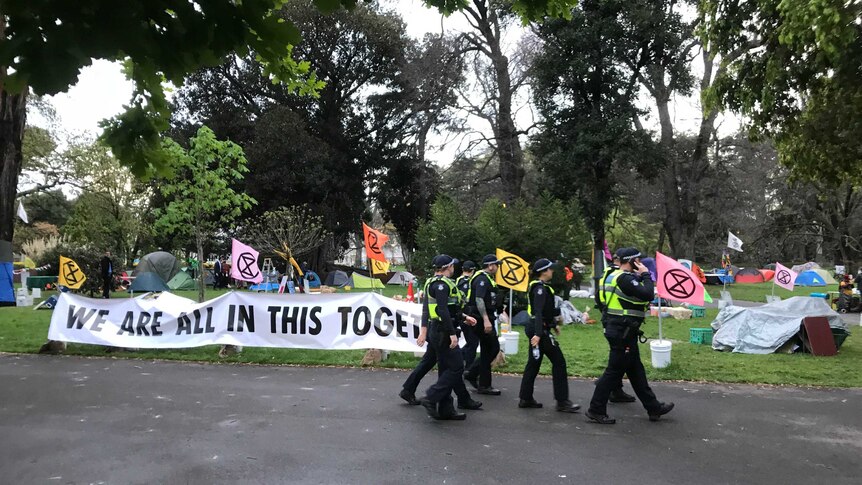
[39,244,124,297]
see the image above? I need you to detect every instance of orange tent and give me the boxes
[692,263,707,283]
[759,269,775,282]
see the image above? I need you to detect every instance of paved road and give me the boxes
[1,354,861,485]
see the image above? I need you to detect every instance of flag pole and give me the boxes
[658,295,663,341]
[508,288,513,334]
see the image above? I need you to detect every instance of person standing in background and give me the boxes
[100,250,113,299]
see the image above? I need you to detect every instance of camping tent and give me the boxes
[811,268,838,285]
[0,262,13,307]
[350,273,384,289]
[759,269,775,281]
[791,261,820,274]
[386,271,416,285]
[305,271,322,289]
[711,297,848,353]
[134,251,180,282]
[735,267,766,284]
[795,270,827,286]
[324,270,350,288]
[129,272,170,293]
[167,271,198,291]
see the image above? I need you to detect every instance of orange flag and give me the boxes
[362,223,389,262]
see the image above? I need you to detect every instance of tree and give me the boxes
[245,206,331,273]
[531,0,658,283]
[703,0,862,184]
[154,126,256,302]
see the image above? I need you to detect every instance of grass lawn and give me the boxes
[707,281,839,304]
[1,286,859,388]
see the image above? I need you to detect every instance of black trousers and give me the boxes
[461,323,479,368]
[519,332,569,402]
[424,330,465,414]
[102,275,111,298]
[403,341,471,404]
[465,325,499,388]
[589,334,661,416]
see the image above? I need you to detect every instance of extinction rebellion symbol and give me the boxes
[499,256,526,287]
[663,269,696,299]
[62,260,82,286]
[776,270,792,285]
[367,231,383,257]
[237,252,260,280]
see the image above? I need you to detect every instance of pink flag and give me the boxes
[230,238,262,284]
[774,262,797,292]
[656,252,705,306]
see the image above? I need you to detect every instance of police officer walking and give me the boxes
[464,254,502,395]
[586,248,674,424]
[595,254,637,404]
[400,258,482,411]
[456,261,479,368]
[420,254,479,420]
[518,258,581,413]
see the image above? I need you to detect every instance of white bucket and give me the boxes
[499,330,520,355]
[31,288,42,298]
[650,339,672,369]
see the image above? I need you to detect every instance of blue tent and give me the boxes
[305,271,322,289]
[129,272,170,293]
[795,270,827,287]
[0,262,14,307]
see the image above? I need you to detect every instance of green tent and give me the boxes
[167,270,198,291]
[350,273,384,289]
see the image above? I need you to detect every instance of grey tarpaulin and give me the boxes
[711,297,849,353]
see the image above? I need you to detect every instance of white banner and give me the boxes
[48,291,424,352]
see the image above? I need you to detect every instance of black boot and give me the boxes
[420,398,439,419]
[438,411,467,421]
[518,399,543,409]
[458,399,483,410]
[609,388,636,403]
[399,389,420,405]
[585,410,616,424]
[556,400,581,413]
[477,387,501,396]
[648,402,675,422]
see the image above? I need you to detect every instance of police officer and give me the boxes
[594,254,636,404]
[400,259,482,411]
[456,261,479,368]
[420,254,478,420]
[586,248,674,424]
[464,254,502,395]
[518,258,581,413]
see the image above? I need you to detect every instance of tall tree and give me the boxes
[703,0,861,184]
[154,126,256,302]
[531,0,657,282]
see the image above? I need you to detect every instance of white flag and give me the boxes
[17,201,28,224]
[727,231,743,252]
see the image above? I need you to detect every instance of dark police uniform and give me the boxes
[594,262,636,403]
[455,270,479,368]
[588,266,663,420]
[518,279,576,409]
[421,274,469,419]
[401,275,479,410]
[464,267,501,393]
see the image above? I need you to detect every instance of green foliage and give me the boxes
[413,195,590,273]
[39,243,119,297]
[704,0,862,183]
[154,126,256,300]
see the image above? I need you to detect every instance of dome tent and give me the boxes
[324,270,349,288]
[735,267,766,284]
[167,270,198,291]
[795,270,827,287]
[134,251,181,283]
[129,272,170,293]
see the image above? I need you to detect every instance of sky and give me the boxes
[41,0,739,166]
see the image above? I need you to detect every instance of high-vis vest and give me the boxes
[526,280,555,315]
[424,276,461,320]
[597,266,618,308]
[466,270,497,304]
[601,270,649,318]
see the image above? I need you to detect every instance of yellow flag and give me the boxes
[370,259,390,275]
[495,248,529,292]
[58,255,87,289]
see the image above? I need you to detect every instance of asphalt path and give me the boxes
[1,354,861,484]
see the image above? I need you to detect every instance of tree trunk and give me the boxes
[0,82,28,274]
[196,233,205,303]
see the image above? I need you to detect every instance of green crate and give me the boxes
[690,305,706,318]
[689,327,713,345]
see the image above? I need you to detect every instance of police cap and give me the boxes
[482,254,501,266]
[532,258,553,274]
[432,254,458,268]
[615,247,642,263]
[462,261,477,270]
